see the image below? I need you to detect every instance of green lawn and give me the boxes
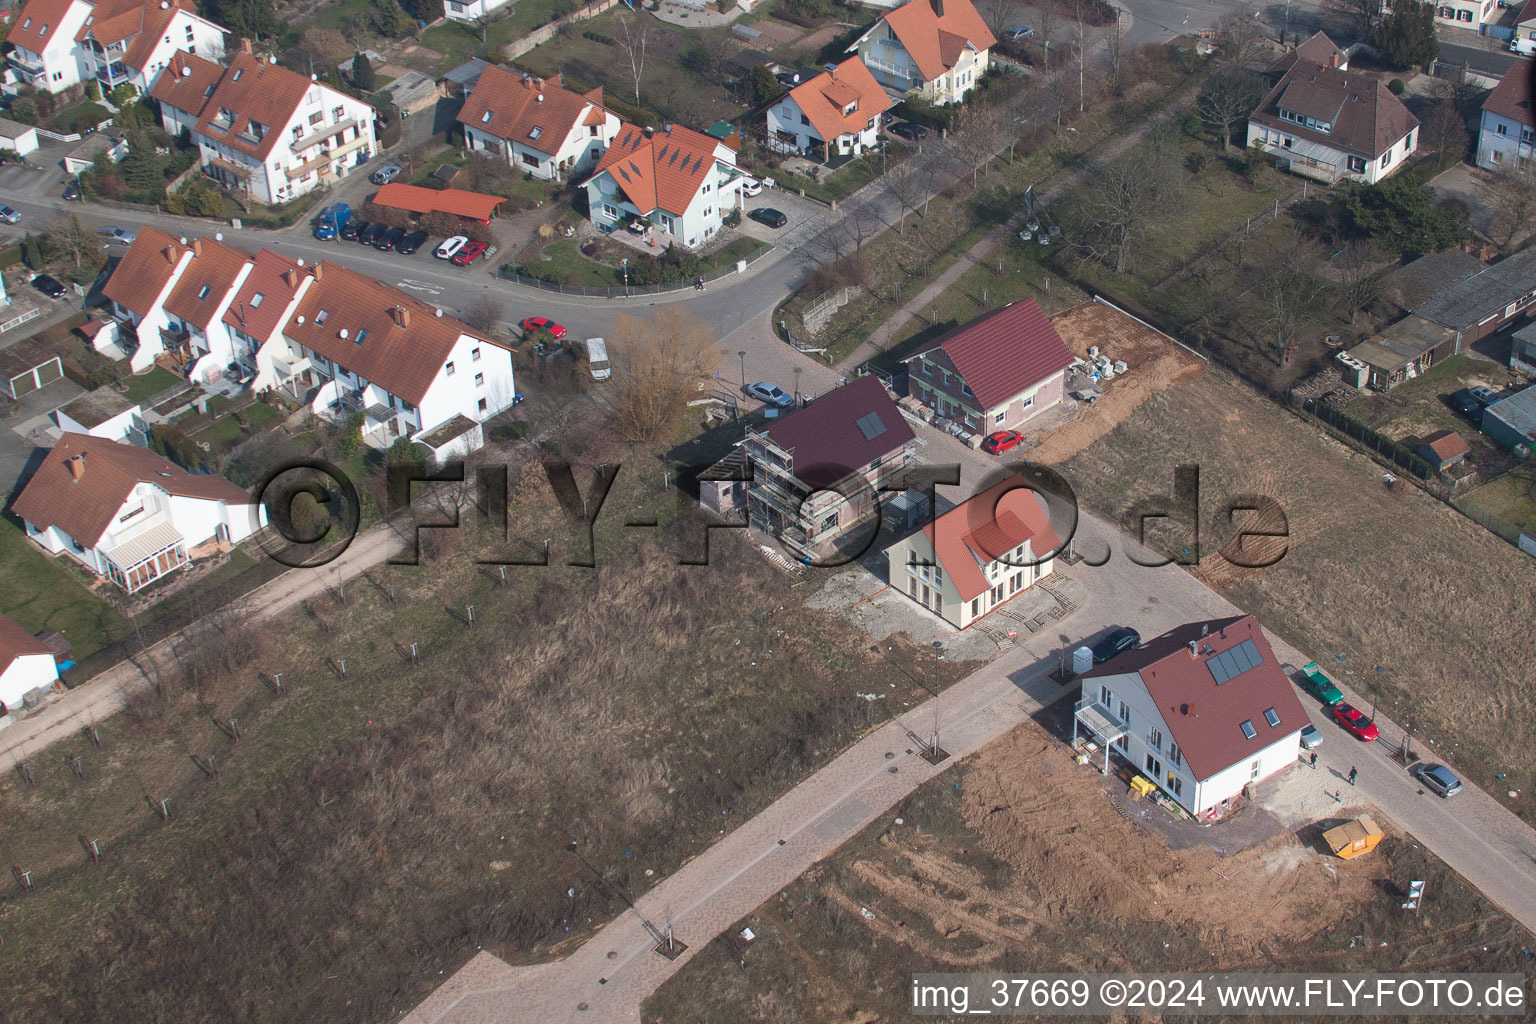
[419,0,576,58]
[120,365,181,404]
[775,152,886,205]
[1456,464,1536,536]
[244,403,281,429]
[0,518,126,663]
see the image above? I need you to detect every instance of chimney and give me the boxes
[643,125,654,138]
[313,263,324,282]
[191,238,202,258]
[67,454,86,482]
[393,305,411,328]
[1201,623,1209,637]
[163,245,177,265]
[1188,640,1199,658]
[536,79,544,92]
[282,268,298,288]
[240,37,252,55]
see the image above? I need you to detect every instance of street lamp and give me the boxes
[881,139,887,177]
[932,641,943,692]
[738,350,746,387]
[620,257,629,298]
[1373,665,1383,722]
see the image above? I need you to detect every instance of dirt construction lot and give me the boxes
[645,719,1536,1023]
[1053,368,1536,814]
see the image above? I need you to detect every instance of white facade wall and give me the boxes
[465,108,618,181]
[0,124,41,156]
[1246,121,1417,184]
[0,652,59,710]
[1191,733,1303,814]
[111,249,195,372]
[7,1,93,92]
[1434,0,1496,29]
[416,334,518,430]
[165,491,264,544]
[54,405,149,445]
[585,156,741,248]
[766,96,881,156]
[80,9,227,96]
[885,528,1053,630]
[443,0,513,21]
[855,23,988,105]
[1478,109,1536,169]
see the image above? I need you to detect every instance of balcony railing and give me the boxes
[285,133,368,180]
[862,54,916,82]
[7,51,45,73]
[292,118,359,152]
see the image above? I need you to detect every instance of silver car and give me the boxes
[0,205,20,224]
[1415,763,1462,798]
[745,381,793,407]
[370,164,403,185]
[1300,724,1323,750]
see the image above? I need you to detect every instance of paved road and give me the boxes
[1437,40,1521,77]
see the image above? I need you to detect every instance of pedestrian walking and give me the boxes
[1334,790,1342,803]
[1309,751,1317,770]
[1348,766,1358,787]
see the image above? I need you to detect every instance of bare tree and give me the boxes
[952,101,1011,185]
[1214,11,1273,71]
[977,0,1015,39]
[46,213,98,270]
[1197,68,1264,150]
[1479,161,1536,247]
[608,307,720,441]
[1075,0,1088,112]
[1249,229,1329,359]
[1036,6,1061,66]
[1332,240,1387,326]
[1326,0,1386,40]
[1102,15,1127,91]
[616,13,651,104]
[882,157,931,231]
[463,295,505,334]
[1070,140,1181,274]
[1420,97,1471,169]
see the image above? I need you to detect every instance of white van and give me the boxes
[585,337,611,381]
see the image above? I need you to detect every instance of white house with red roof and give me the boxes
[458,68,620,181]
[443,0,512,22]
[883,473,1059,628]
[849,0,995,106]
[1246,61,1418,184]
[766,57,894,158]
[1476,59,1535,169]
[151,45,378,205]
[1075,615,1308,818]
[5,0,225,95]
[902,297,1074,435]
[581,121,743,249]
[0,614,59,717]
[12,433,265,594]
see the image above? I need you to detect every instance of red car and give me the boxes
[451,240,488,266]
[521,316,567,339]
[981,430,1024,455]
[1331,702,1379,742]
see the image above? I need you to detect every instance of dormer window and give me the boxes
[481,110,494,123]
[843,101,857,115]
[529,126,543,139]
[21,17,30,28]
[197,284,211,299]
[250,292,264,307]
[316,309,330,324]
[355,329,368,345]
[233,68,244,82]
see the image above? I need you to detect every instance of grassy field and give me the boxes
[646,716,1535,1023]
[1457,462,1536,535]
[0,422,985,1024]
[0,518,126,663]
[775,152,886,205]
[119,365,182,404]
[420,0,576,57]
[1056,367,1536,813]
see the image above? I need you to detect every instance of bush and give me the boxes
[895,97,954,132]
[582,30,613,44]
[1388,78,1406,95]
[604,96,660,128]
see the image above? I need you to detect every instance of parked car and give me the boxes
[1004,24,1035,40]
[585,337,611,381]
[888,121,927,141]
[1090,626,1141,664]
[1414,762,1462,798]
[450,239,488,266]
[749,207,788,228]
[97,226,136,245]
[315,217,338,240]
[740,178,763,197]
[1447,389,1483,423]
[397,230,429,255]
[981,430,1024,455]
[521,316,567,339]
[1300,724,1323,750]
[0,205,20,224]
[1469,385,1499,406]
[32,274,67,298]
[435,235,468,260]
[375,226,406,251]
[62,179,82,201]
[340,218,366,241]
[1331,702,1379,742]
[370,164,402,185]
[359,223,389,246]
[745,381,794,407]
[1298,661,1344,705]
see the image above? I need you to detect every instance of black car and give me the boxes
[396,230,429,255]
[749,207,788,229]
[889,121,927,141]
[359,223,389,246]
[374,226,406,251]
[62,178,82,200]
[1447,389,1483,423]
[340,218,366,241]
[1090,627,1141,665]
[32,275,68,299]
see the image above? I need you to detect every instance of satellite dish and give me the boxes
[296,315,305,324]
[339,328,349,339]
[435,308,443,317]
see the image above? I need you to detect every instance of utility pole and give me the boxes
[620,257,629,298]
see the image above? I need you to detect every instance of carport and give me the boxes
[0,335,65,400]
[371,183,507,222]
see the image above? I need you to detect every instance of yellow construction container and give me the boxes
[1323,816,1384,860]
[1128,776,1156,800]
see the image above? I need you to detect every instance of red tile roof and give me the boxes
[1268,30,1346,75]
[0,614,52,672]
[868,0,996,81]
[372,183,507,221]
[1482,58,1534,128]
[586,121,732,216]
[223,248,308,340]
[77,0,194,72]
[149,49,224,116]
[1251,62,1418,160]
[1083,615,1308,783]
[8,0,76,55]
[922,473,1061,601]
[163,236,250,331]
[192,50,328,162]
[759,376,914,490]
[101,225,191,314]
[456,67,606,156]
[285,262,503,405]
[784,58,894,143]
[1421,429,1470,462]
[914,298,1074,409]
[13,432,254,546]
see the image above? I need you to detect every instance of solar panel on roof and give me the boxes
[855,411,887,441]
[1208,638,1262,686]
